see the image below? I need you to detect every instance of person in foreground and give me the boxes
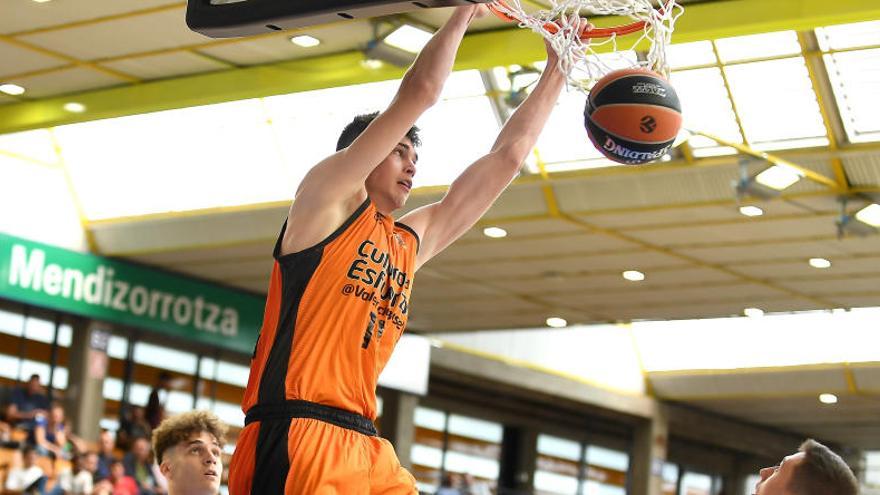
[754,439,858,495]
[152,411,227,495]
[228,3,567,494]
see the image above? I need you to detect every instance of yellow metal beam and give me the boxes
[2,0,880,134]
[688,129,841,189]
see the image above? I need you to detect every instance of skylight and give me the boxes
[821,48,880,143]
[713,31,802,63]
[670,67,741,156]
[633,308,880,371]
[723,57,829,150]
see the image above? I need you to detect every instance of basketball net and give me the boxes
[487,0,683,93]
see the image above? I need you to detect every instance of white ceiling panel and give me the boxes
[198,21,374,66]
[5,66,125,98]
[177,258,275,282]
[774,276,880,296]
[100,51,229,80]
[436,232,640,263]
[852,365,880,392]
[650,367,848,398]
[551,282,788,308]
[676,238,852,264]
[843,154,880,187]
[0,39,66,78]
[608,298,818,321]
[485,183,549,218]
[731,256,880,279]
[584,200,809,229]
[130,241,271,266]
[92,206,287,255]
[0,0,180,35]
[18,8,206,61]
[554,164,742,213]
[624,214,838,247]
[472,218,581,239]
[436,249,685,280]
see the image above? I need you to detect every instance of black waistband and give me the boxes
[245,399,377,436]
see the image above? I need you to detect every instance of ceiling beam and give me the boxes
[1,0,879,135]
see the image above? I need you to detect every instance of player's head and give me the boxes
[153,410,228,495]
[754,439,857,495]
[338,112,421,212]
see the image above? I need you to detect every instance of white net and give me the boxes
[488,0,683,92]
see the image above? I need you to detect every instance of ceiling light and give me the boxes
[622,270,645,282]
[855,203,880,227]
[0,84,25,96]
[290,35,320,47]
[546,317,567,328]
[819,393,838,404]
[754,164,803,191]
[739,205,763,217]
[63,102,86,113]
[361,59,383,70]
[32,0,52,3]
[743,307,764,318]
[809,257,831,269]
[483,227,507,238]
[383,24,433,54]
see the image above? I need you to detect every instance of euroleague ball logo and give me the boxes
[640,116,657,133]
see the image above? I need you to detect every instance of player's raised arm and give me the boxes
[300,6,479,199]
[278,5,482,256]
[401,41,566,269]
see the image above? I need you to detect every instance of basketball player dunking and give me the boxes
[228,5,566,494]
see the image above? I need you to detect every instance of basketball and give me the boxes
[584,68,682,165]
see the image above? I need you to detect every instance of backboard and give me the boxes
[187,0,493,38]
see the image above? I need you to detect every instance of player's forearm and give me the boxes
[398,6,476,104]
[491,64,566,162]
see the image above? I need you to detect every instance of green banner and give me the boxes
[0,232,264,355]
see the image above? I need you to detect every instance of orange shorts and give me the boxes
[229,417,417,495]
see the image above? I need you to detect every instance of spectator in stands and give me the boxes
[94,459,139,495]
[7,374,49,431]
[117,405,151,451]
[30,402,85,460]
[4,445,54,495]
[96,429,117,481]
[0,402,13,445]
[152,410,228,495]
[123,436,166,494]
[59,451,98,495]
[435,472,463,495]
[462,473,491,495]
[145,373,172,430]
[754,439,858,495]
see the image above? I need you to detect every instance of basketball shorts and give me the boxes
[228,400,418,495]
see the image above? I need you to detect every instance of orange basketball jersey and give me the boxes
[241,198,419,420]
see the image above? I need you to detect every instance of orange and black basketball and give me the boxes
[584,68,682,165]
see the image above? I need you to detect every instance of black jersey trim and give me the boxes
[394,222,421,253]
[273,197,371,263]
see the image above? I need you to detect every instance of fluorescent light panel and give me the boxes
[754,165,802,190]
[63,102,86,113]
[855,203,880,227]
[819,393,838,404]
[0,84,25,96]
[809,258,831,269]
[739,205,763,217]
[743,307,764,317]
[383,25,433,54]
[623,270,645,282]
[483,227,507,238]
[546,317,567,328]
[290,35,320,47]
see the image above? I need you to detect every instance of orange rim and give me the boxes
[487,0,671,40]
